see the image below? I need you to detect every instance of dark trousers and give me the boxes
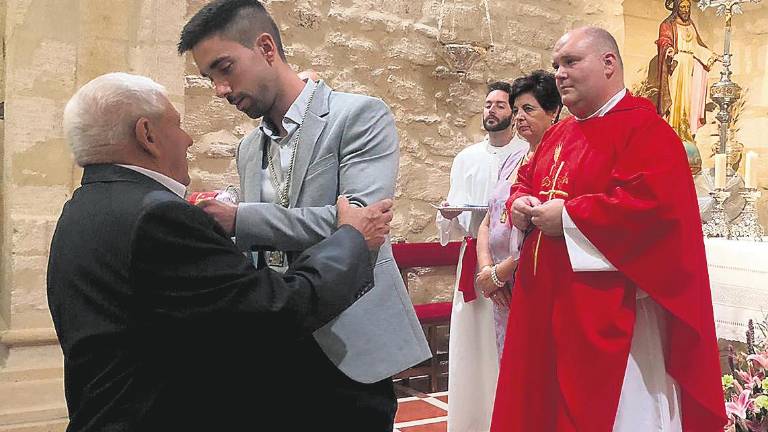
[282,337,397,432]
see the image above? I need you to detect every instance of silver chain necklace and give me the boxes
[267,84,318,208]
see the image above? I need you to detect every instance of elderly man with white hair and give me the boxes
[47,72,393,431]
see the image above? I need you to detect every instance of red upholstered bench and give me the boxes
[413,302,453,325]
[391,241,460,392]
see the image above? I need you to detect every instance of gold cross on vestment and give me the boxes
[532,144,569,276]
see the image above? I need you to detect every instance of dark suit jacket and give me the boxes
[47,164,373,431]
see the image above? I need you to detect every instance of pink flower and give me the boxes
[736,368,764,391]
[738,370,754,383]
[727,390,754,420]
[749,353,768,370]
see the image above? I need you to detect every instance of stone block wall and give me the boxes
[0,1,185,430]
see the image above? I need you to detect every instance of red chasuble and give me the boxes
[491,94,726,431]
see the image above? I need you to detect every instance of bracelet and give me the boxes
[490,265,505,288]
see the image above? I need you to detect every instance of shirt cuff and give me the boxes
[436,213,466,246]
[562,207,617,272]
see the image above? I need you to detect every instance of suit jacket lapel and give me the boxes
[288,81,330,207]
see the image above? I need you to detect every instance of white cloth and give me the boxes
[705,237,768,342]
[117,164,186,198]
[574,88,627,121]
[560,90,681,431]
[439,134,528,432]
[562,208,617,272]
[613,297,682,432]
[438,135,528,245]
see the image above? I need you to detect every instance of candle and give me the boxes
[714,153,727,189]
[744,151,758,189]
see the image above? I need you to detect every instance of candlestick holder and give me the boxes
[728,188,764,240]
[703,188,731,237]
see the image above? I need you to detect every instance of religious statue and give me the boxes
[652,0,721,141]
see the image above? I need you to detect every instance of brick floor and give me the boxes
[394,389,447,432]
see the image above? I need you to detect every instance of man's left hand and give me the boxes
[530,199,564,237]
[197,199,238,236]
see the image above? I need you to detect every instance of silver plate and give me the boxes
[695,168,746,222]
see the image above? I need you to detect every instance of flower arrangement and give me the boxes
[724,319,768,431]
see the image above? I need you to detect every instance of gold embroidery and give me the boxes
[532,143,570,276]
[553,142,562,163]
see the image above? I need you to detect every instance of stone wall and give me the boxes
[0,1,185,430]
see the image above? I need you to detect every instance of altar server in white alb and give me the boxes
[436,81,529,432]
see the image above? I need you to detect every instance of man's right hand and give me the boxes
[337,196,393,250]
[511,195,541,231]
[438,201,462,220]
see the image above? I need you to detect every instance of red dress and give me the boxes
[491,94,726,431]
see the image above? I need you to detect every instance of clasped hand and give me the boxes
[198,195,393,251]
[511,196,565,236]
[337,196,393,250]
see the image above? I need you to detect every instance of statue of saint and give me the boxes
[653,0,720,141]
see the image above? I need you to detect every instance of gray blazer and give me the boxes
[234,81,431,383]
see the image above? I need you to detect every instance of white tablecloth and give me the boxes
[706,237,768,342]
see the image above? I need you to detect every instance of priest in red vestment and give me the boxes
[491,27,726,432]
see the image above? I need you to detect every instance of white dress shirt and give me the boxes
[117,164,186,198]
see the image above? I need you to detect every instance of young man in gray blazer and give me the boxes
[178,0,430,429]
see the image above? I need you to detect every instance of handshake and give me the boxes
[511,196,565,237]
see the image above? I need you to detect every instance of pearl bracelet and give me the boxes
[490,265,505,288]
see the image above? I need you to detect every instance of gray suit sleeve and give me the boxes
[234,98,398,252]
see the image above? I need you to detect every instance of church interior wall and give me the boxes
[0,0,8,332]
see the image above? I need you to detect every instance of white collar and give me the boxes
[260,80,316,140]
[483,134,526,156]
[117,164,187,198]
[575,88,627,121]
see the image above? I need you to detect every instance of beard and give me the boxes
[483,115,512,132]
[227,93,267,119]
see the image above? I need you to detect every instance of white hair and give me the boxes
[63,72,169,166]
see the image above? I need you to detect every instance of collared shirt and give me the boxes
[259,80,317,204]
[575,88,627,121]
[117,164,186,198]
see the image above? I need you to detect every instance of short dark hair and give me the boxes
[509,70,561,113]
[487,81,513,104]
[178,0,286,61]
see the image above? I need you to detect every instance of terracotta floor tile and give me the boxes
[435,395,448,403]
[400,421,448,432]
[395,400,447,423]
